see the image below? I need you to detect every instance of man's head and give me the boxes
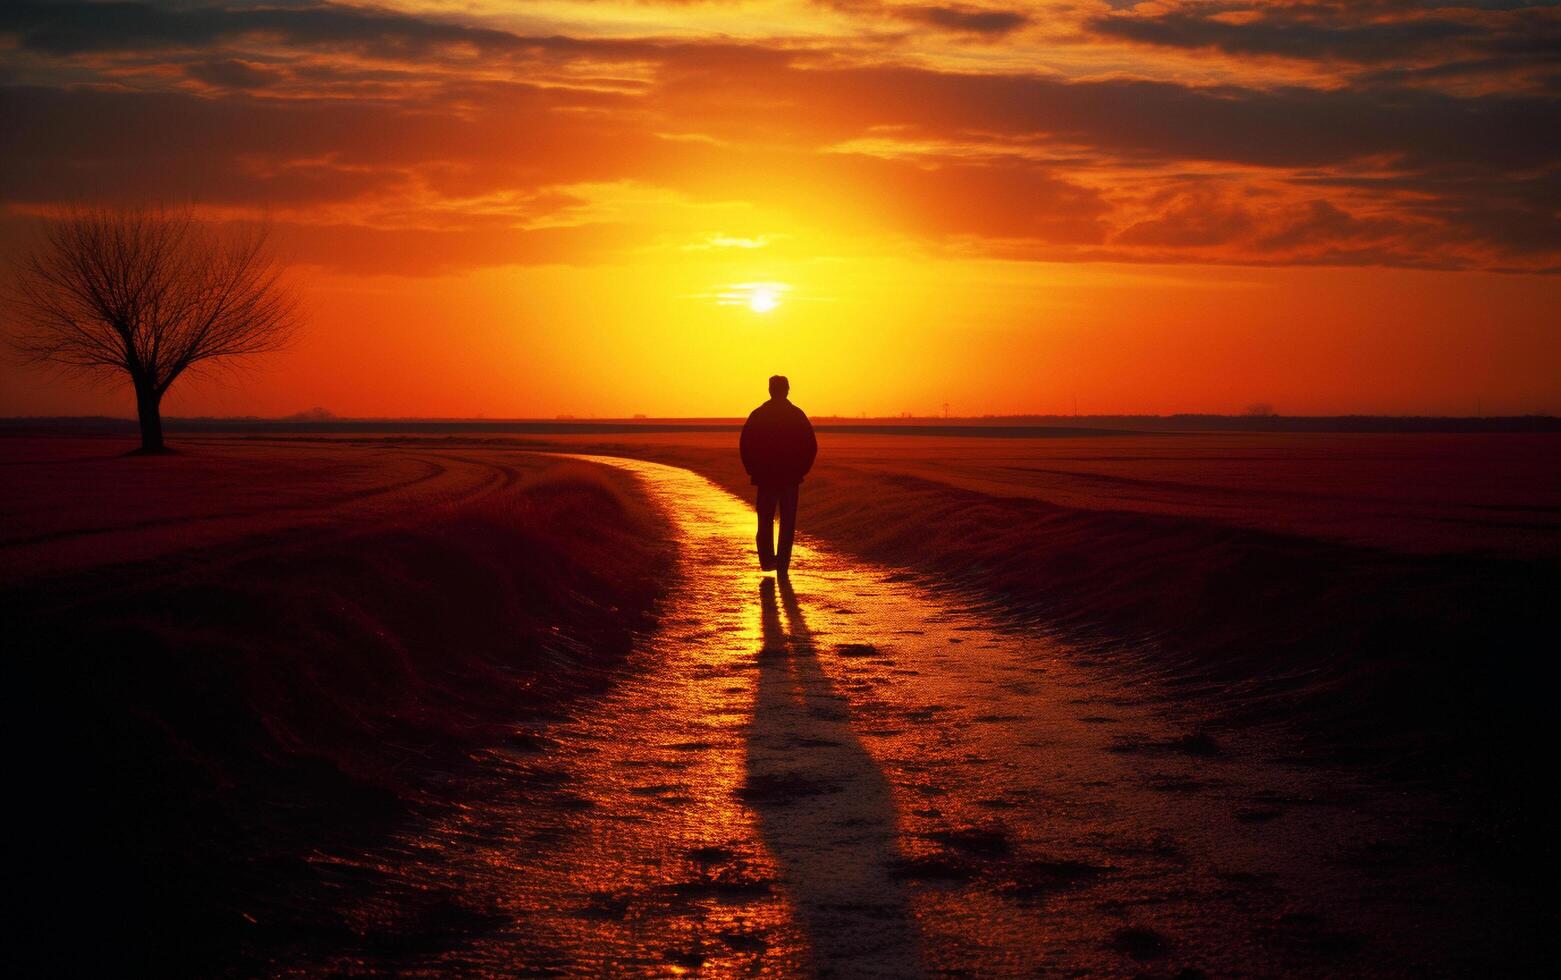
[768,375,789,399]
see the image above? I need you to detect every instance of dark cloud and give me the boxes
[814,0,1028,37]
[0,82,650,206]
[0,0,798,72]
[1252,198,1428,256]
[1089,8,1477,63]
[1104,197,1417,269]
[1301,170,1561,260]
[185,58,282,89]
[0,1,528,57]
[1086,0,1561,86]
[659,63,1561,173]
[1117,186,1259,248]
[896,6,1029,36]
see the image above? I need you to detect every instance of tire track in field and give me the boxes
[1,445,537,598]
[0,453,449,550]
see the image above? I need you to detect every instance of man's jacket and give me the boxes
[740,398,818,486]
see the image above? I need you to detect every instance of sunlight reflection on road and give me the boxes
[514,455,926,976]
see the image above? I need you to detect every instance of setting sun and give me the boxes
[715,281,788,317]
[749,285,781,314]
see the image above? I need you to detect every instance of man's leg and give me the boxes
[776,483,799,571]
[755,485,778,570]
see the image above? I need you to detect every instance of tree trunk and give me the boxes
[135,383,165,452]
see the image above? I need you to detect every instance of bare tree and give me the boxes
[7,207,297,452]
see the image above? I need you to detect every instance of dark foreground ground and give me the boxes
[2,437,674,974]
[3,430,1557,975]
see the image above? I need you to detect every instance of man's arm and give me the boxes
[800,412,818,477]
[739,411,756,477]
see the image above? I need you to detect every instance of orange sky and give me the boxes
[2,1,1559,418]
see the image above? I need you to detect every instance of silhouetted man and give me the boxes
[740,375,817,575]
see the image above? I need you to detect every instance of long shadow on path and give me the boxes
[744,576,924,977]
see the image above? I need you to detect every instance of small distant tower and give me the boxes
[942,401,950,419]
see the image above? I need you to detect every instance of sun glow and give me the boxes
[749,285,781,313]
[715,281,789,314]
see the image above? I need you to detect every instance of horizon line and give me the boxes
[4,412,1559,424]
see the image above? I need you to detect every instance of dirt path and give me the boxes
[292,455,1507,977]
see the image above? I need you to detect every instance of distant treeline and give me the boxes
[4,414,1558,436]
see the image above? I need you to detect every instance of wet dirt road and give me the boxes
[299,455,1504,978]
